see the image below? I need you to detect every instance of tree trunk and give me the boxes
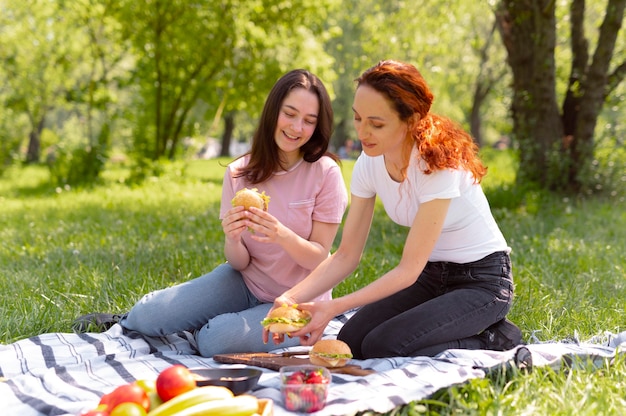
[25,115,45,164]
[495,0,563,186]
[220,113,235,157]
[469,21,502,147]
[496,0,626,192]
[470,81,489,147]
[569,0,626,191]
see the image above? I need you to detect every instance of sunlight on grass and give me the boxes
[1,153,625,414]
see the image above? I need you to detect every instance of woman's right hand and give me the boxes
[221,205,248,242]
[262,295,298,345]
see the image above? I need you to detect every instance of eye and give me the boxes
[305,119,316,125]
[284,111,296,118]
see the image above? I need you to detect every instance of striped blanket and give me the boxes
[2,312,625,416]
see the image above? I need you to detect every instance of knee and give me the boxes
[122,293,166,336]
[359,334,399,359]
[195,313,245,357]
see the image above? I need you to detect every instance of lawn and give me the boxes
[1,150,625,415]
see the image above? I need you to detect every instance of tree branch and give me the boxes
[606,60,626,97]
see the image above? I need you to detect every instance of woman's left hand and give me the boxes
[244,207,290,244]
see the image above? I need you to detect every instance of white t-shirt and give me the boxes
[220,155,348,302]
[350,151,510,263]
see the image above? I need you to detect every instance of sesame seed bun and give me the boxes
[231,188,270,211]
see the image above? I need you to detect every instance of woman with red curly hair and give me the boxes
[265,60,522,358]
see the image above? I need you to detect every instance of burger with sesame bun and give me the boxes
[309,339,353,368]
[231,187,270,211]
[261,305,311,334]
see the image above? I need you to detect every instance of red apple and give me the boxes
[155,365,196,402]
[99,383,150,412]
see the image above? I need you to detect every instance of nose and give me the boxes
[291,118,303,132]
[355,122,368,140]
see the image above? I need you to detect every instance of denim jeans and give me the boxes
[121,263,301,357]
[337,251,514,359]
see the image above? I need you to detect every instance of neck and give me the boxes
[280,152,304,171]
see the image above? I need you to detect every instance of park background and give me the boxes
[1,1,625,414]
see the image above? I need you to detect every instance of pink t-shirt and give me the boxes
[220,155,348,302]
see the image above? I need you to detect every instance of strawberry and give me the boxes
[306,370,328,385]
[286,371,306,384]
[299,387,324,412]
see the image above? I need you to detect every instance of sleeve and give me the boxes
[349,153,377,198]
[219,165,237,219]
[418,168,462,203]
[311,160,348,224]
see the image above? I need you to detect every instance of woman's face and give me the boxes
[274,87,319,161]
[352,85,407,158]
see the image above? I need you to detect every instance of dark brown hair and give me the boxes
[235,69,337,184]
[356,60,486,182]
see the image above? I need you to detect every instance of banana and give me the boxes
[147,385,234,416]
[170,394,259,416]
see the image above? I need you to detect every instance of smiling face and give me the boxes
[274,87,320,166]
[352,85,407,160]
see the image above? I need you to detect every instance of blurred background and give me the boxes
[0,0,623,195]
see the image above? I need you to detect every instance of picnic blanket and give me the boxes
[2,311,625,416]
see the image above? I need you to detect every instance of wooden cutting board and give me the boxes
[213,352,374,376]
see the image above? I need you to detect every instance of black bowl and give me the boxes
[190,368,262,395]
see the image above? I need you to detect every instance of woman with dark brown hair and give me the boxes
[74,69,348,357]
[266,60,521,358]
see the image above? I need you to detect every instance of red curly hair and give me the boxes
[356,60,486,183]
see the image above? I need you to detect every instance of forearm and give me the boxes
[223,237,250,270]
[276,229,329,271]
[283,248,359,303]
[333,263,421,312]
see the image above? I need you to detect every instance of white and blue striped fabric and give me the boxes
[1,311,625,416]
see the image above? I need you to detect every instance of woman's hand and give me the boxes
[288,301,336,346]
[221,205,248,242]
[262,295,298,345]
[263,300,336,347]
[244,207,290,244]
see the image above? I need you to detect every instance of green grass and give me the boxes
[1,152,625,415]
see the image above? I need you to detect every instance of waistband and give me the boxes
[428,251,510,269]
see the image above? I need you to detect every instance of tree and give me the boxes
[495,0,625,192]
[0,0,76,164]
[115,0,236,161]
[325,0,509,152]
[213,0,338,157]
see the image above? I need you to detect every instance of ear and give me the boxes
[407,113,421,130]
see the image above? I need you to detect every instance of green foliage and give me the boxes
[45,117,110,186]
[0,109,25,175]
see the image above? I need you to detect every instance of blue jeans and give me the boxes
[338,251,514,358]
[121,263,301,357]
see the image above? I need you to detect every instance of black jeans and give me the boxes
[338,251,514,359]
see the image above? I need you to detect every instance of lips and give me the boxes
[283,131,300,141]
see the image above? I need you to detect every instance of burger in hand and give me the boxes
[309,339,353,368]
[261,305,311,334]
[231,187,270,211]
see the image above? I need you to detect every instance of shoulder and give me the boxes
[353,152,383,177]
[304,155,342,175]
[227,155,250,169]
[317,155,341,169]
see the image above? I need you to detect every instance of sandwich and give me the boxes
[231,187,270,211]
[261,305,311,334]
[309,339,353,368]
